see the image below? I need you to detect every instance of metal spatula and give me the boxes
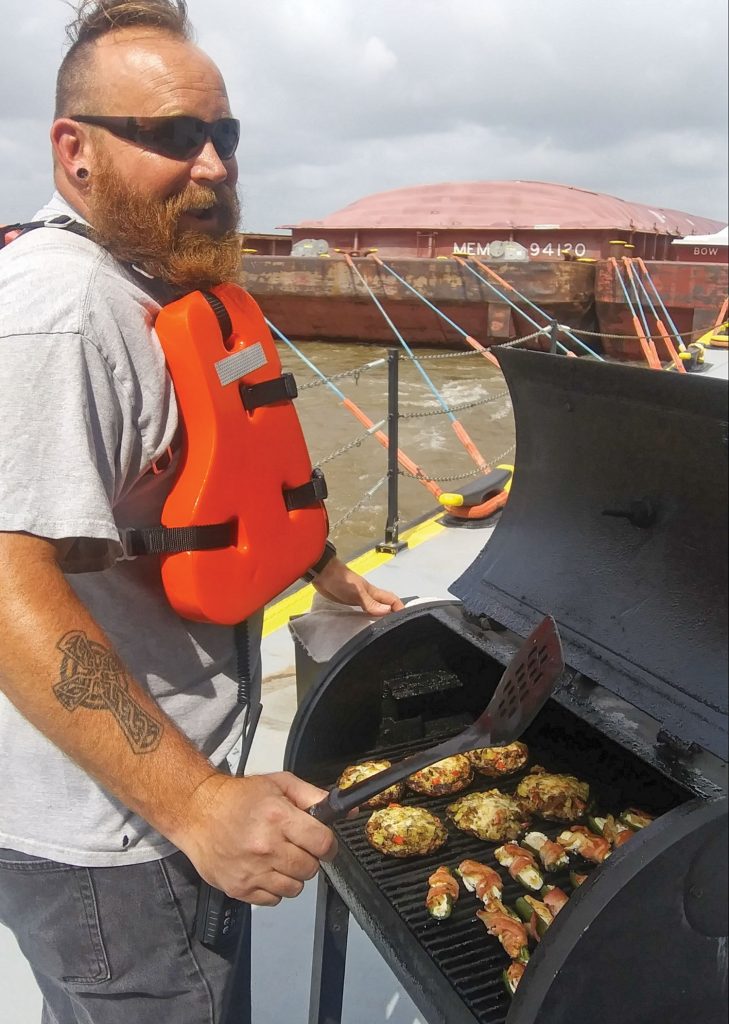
[309,615,564,826]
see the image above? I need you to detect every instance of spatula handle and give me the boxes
[307,731,475,824]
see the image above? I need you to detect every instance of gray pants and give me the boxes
[0,847,250,1024]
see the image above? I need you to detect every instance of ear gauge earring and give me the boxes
[76,168,89,180]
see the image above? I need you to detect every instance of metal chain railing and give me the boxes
[398,442,516,483]
[411,327,546,358]
[329,475,388,534]
[298,357,386,391]
[400,389,511,419]
[563,323,715,341]
[316,423,385,468]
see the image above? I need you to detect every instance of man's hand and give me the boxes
[180,772,338,906]
[312,558,404,616]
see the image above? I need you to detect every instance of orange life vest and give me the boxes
[3,221,329,624]
[149,283,328,624]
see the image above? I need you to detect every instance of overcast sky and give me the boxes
[2,0,727,232]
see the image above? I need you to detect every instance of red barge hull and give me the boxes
[241,255,727,362]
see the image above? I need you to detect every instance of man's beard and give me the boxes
[87,158,242,289]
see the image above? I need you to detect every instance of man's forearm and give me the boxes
[0,533,223,849]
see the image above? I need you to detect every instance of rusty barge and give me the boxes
[241,181,727,361]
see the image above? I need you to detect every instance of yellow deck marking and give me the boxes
[262,470,513,637]
[262,512,446,637]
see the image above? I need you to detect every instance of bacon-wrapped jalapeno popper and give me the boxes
[515,894,553,941]
[425,865,460,920]
[540,884,569,917]
[503,961,526,998]
[494,843,544,892]
[522,830,569,871]
[588,813,634,848]
[557,825,611,863]
[619,807,655,831]
[456,858,503,903]
[476,899,530,963]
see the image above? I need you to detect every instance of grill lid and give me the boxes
[450,348,728,759]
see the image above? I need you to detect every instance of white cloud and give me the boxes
[361,36,397,79]
[1,0,726,230]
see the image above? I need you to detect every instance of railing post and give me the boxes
[549,318,560,354]
[376,349,407,554]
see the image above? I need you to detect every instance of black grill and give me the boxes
[302,694,697,1024]
[285,349,728,1024]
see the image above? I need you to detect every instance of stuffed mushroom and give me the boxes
[406,754,474,797]
[365,804,448,858]
[336,759,405,809]
[446,789,530,842]
[467,741,529,778]
[515,765,589,822]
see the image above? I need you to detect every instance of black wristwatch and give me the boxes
[302,540,337,582]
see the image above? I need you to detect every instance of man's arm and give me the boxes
[0,532,337,905]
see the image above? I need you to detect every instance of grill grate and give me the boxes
[318,704,691,1024]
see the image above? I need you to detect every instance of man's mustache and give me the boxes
[166,186,235,219]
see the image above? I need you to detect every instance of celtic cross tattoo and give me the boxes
[53,631,162,754]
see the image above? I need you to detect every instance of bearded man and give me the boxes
[0,2,403,1021]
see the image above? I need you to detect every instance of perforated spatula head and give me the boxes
[480,613,564,746]
[309,615,564,826]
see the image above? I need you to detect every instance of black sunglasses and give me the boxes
[71,115,240,161]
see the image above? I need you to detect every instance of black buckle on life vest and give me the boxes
[240,372,298,412]
[283,468,328,512]
[119,521,235,557]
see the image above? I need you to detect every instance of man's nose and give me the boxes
[190,139,230,184]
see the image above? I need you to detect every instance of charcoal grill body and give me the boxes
[285,350,728,1024]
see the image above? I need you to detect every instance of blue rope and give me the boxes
[266,318,348,400]
[457,259,603,360]
[376,259,474,341]
[624,261,653,342]
[346,258,457,422]
[458,260,569,354]
[636,263,686,350]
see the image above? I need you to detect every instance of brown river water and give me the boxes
[278,340,516,559]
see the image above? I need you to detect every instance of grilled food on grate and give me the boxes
[467,741,529,777]
[476,897,530,962]
[619,807,655,830]
[365,804,448,858]
[447,789,530,842]
[588,813,634,848]
[557,825,611,863]
[425,865,460,919]
[336,760,405,808]
[456,858,503,902]
[503,960,526,997]
[541,884,569,916]
[406,753,474,796]
[522,830,570,871]
[515,765,590,821]
[494,843,544,891]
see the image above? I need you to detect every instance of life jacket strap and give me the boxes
[120,521,235,557]
[283,468,328,511]
[1,215,89,248]
[241,372,298,411]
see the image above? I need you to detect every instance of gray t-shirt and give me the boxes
[0,193,255,866]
